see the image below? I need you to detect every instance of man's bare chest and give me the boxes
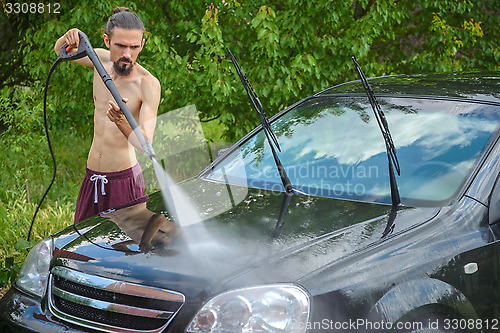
[92,69,143,116]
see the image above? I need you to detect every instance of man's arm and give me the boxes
[138,76,161,145]
[54,28,109,67]
[107,76,161,153]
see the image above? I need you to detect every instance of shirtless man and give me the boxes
[54,7,161,222]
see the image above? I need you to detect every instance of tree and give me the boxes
[141,0,498,140]
[1,0,498,142]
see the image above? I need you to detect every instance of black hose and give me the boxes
[27,58,62,241]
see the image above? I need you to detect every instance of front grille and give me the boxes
[48,266,185,333]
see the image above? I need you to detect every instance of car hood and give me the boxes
[52,178,439,298]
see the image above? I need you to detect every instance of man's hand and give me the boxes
[54,28,102,67]
[106,97,147,153]
[63,28,81,52]
[107,98,128,123]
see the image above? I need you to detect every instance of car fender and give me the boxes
[368,277,479,324]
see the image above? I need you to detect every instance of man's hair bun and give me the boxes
[113,6,130,14]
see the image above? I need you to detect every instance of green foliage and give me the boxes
[0,127,87,289]
[0,114,89,205]
[2,0,498,142]
[0,257,20,288]
[135,0,498,141]
[0,199,74,289]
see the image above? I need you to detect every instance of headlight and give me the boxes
[15,237,53,298]
[186,284,310,333]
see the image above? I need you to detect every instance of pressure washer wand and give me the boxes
[59,31,156,160]
[58,31,181,226]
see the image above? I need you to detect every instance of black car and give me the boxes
[2,72,500,333]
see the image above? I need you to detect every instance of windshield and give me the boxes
[203,96,500,206]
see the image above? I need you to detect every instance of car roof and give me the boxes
[317,72,500,105]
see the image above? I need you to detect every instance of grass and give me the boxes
[0,117,230,293]
[0,199,75,289]
[0,129,89,290]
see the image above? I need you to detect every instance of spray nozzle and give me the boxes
[58,31,91,62]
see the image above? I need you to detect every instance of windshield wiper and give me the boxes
[352,57,400,237]
[352,57,401,207]
[226,47,294,237]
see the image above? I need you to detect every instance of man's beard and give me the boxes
[113,57,134,76]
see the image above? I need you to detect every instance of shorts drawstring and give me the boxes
[90,174,108,203]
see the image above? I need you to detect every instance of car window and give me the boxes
[203,96,500,206]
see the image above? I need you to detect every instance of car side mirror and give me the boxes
[489,176,500,225]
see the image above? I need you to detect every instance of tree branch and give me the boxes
[353,0,376,20]
[154,0,174,25]
[200,114,221,122]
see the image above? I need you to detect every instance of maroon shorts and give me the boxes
[74,163,147,223]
